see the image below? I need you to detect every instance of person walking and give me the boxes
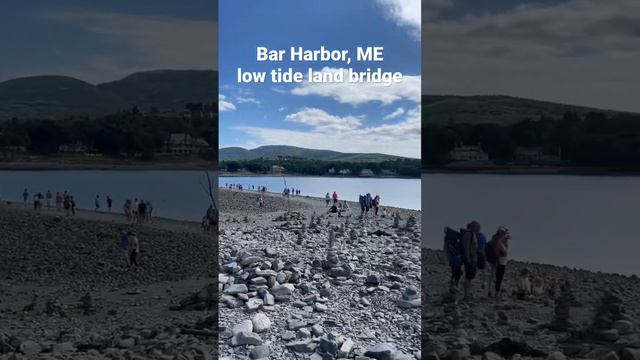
[461,221,480,300]
[70,196,76,216]
[46,190,52,209]
[55,192,62,212]
[364,193,373,217]
[107,196,113,212]
[325,192,331,206]
[444,227,463,290]
[132,198,139,222]
[22,188,29,206]
[63,195,71,216]
[95,195,100,211]
[332,191,338,205]
[475,224,488,290]
[128,231,140,268]
[373,195,381,217]
[123,199,131,220]
[138,199,147,223]
[119,230,130,267]
[488,227,510,298]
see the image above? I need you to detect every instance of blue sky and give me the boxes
[219,0,421,158]
[424,0,640,113]
[0,0,216,83]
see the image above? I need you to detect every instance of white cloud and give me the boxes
[376,0,422,39]
[278,107,287,112]
[219,94,236,112]
[383,107,405,120]
[425,0,640,112]
[272,87,288,94]
[291,67,420,106]
[236,96,261,105]
[285,108,362,133]
[422,0,453,20]
[231,106,421,158]
[41,10,217,83]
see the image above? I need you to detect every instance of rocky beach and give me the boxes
[423,249,640,360]
[218,189,422,359]
[0,204,217,359]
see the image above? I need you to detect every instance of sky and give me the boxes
[219,0,422,159]
[0,0,217,84]
[423,0,640,113]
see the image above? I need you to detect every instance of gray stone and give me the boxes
[241,256,262,266]
[365,342,397,360]
[288,319,307,330]
[622,348,640,360]
[246,297,264,311]
[252,312,271,333]
[271,284,294,300]
[340,338,355,357]
[613,320,635,335]
[231,331,263,346]
[366,274,381,286]
[19,341,42,356]
[285,339,317,353]
[250,344,270,359]
[232,320,254,335]
[52,342,75,353]
[226,284,248,295]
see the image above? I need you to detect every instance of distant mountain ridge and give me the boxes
[0,70,217,120]
[422,94,627,125]
[219,145,408,162]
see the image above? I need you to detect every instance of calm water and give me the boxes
[422,173,640,275]
[0,170,217,221]
[221,176,421,210]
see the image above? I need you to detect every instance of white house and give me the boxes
[164,133,210,154]
[450,145,489,162]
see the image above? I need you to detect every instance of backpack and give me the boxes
[486,239,498,264]
[443,227,461,258]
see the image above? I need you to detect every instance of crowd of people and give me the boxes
[444,221,515,300]
[282,187,300,197]
[225,183,272,193]
[23,188,80,216]
[19,188,155,223]
[224,185,389,220]
[325,191,386,219]
[123,198,153,223]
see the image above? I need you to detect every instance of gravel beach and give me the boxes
[0,203,217,359]
[218,189,422,359]
[423,248,640,360]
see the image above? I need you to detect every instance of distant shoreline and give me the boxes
[0,200,202,232]
[0,162,215,171]
[219,187,422,212]
[219,171,420,179]
[422,165,640,176]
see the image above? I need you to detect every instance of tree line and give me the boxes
[423,111,640,169]
[0,110,216,160]
[220,157,421,178]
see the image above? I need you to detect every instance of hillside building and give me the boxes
[449,145,489,162]
[164,133,210,154]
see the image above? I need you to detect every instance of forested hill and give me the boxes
[0,70,217,120]
[422,95,620,125]
[220,145,407,162]
[422,95,640,169]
